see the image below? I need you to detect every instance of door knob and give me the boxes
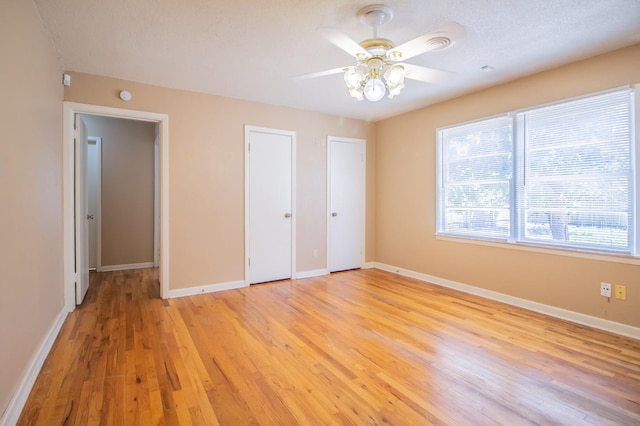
[284,213,292,218]
[331,212,338,217]
[87,214,95,220]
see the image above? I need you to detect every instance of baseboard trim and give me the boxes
[1,308,67,426]
[168,280,247,299]
[374,262,640,340]
[100,262,155,272]
[296,269,329,279]
[362,262,375,269]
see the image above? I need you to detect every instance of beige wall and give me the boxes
[0,0,64,416]
[83,115,155,267]
[375,44,640,328]
[65,74,376,289]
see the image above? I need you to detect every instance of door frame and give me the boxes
[326,136,366,272]
[244,125,297,284]
[87,136,102,271]
[63,102,170,312]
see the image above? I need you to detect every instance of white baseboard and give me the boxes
[168,269,334,298]
[295,269,329,279]
[168,280,247,299]
[1,309,67,426]
[374,262,640,340]
[362,262,375,269]
[100,262,154,272]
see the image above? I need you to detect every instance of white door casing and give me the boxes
[327,136,366,272]
[63,102,170,312]
[245,126,296,284]
[75,115,90,304]
[87,136,101,271]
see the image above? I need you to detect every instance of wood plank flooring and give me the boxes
[18,268,640,425]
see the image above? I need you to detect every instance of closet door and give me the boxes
[245,126,296,284]
[328,136,365,272]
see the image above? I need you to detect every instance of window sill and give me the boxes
[435,234,640,266]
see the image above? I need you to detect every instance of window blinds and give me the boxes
[519,89,632,250]
[439,116,513,239]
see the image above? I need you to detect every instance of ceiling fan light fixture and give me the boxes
[385,64,405,85]
[349,87,365,101]
[384,64,405,99]
[387,83,403,99]
[344,67,364,89]
[363,78,386,102]
[344,62,406,101]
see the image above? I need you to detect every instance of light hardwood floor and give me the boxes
[18,268,640,425]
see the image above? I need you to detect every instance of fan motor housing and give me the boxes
[360,38,395,57]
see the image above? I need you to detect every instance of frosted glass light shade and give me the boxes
[385,65,405,85]
[344,68,363,89]
[363,78,386,101]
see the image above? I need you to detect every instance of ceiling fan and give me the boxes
[299,4,466,102]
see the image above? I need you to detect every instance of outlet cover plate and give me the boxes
[600,282,612,297]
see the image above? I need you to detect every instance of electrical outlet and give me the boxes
[600,282,611,298]
[615,285,627,300]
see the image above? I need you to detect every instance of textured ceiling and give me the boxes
[34,0,640,121]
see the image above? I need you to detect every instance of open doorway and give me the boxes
[63,102,169,312]
[83,115,158,273]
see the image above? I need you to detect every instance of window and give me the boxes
[437,116,513,239]
[437,87,637,256]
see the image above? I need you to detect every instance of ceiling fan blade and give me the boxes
[388,22,466,62]
[320,28,371,59]
[402,63,455,85]
[293,67,347,80]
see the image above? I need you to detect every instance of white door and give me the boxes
[153,129,160,267]
[245,126,296,284]
[87,137,101,270]
[75,115,90,303]
[328,137,365,272]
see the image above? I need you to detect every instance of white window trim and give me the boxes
[633,84,640,255]
[435,234,640,265]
